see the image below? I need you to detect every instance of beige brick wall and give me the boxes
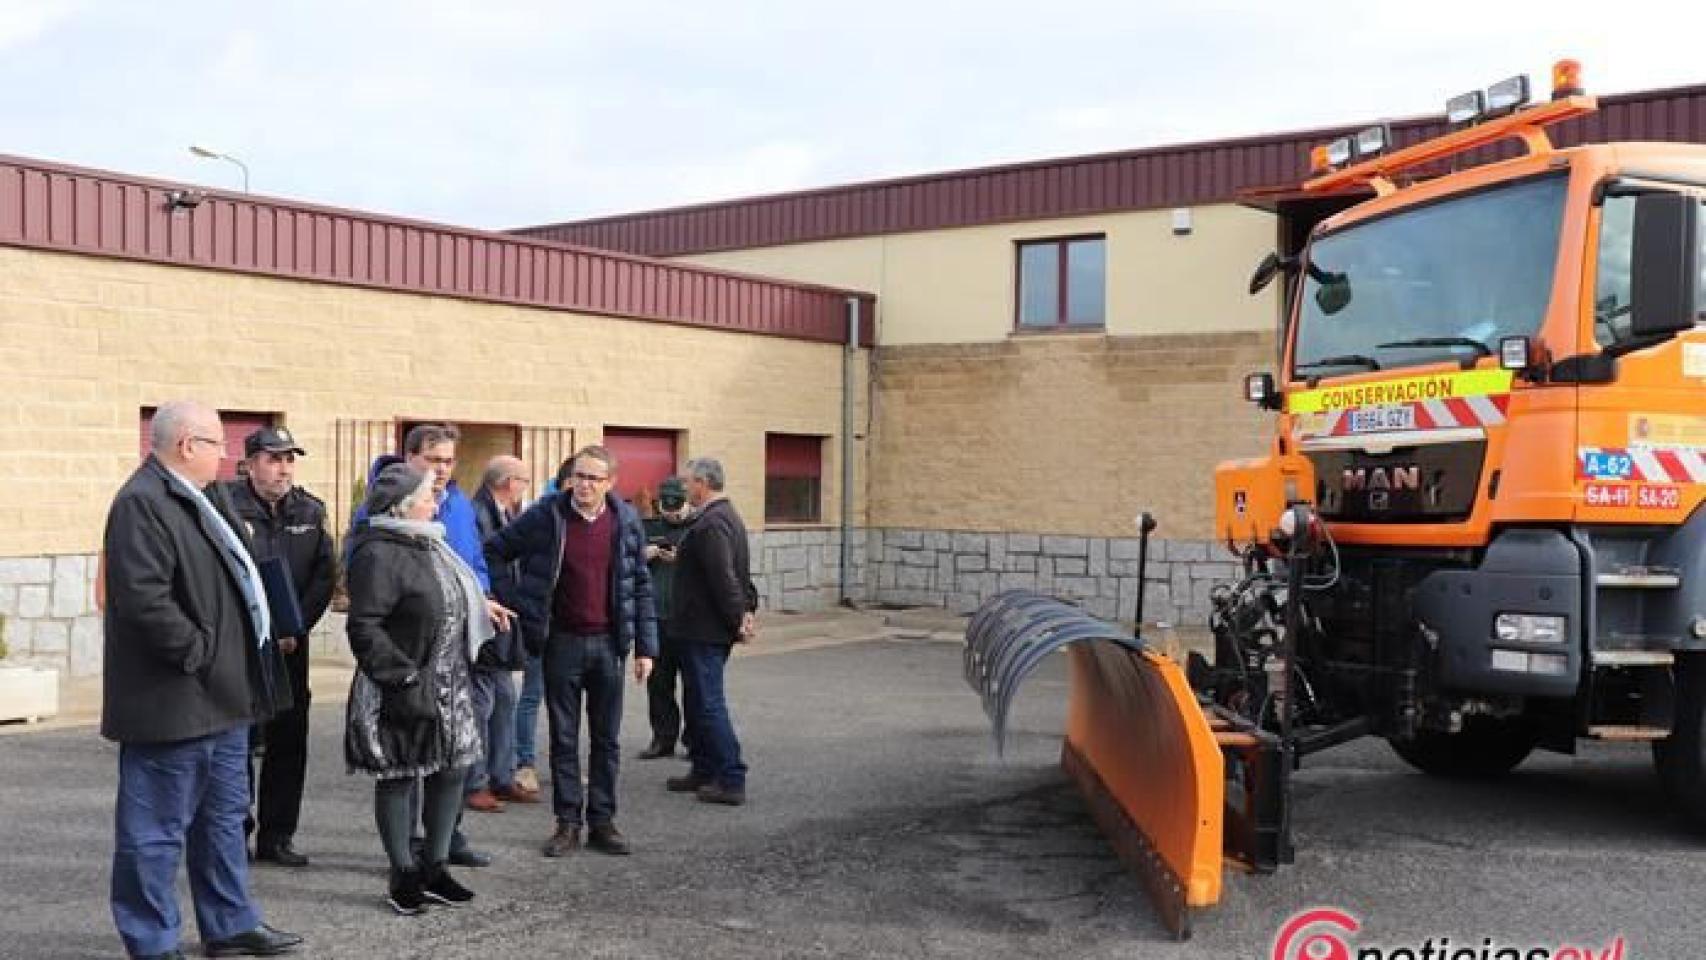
[870,331,1277,540]
[0,246,870,557]
[678,203,1280,346]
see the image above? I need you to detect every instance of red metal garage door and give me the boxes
[601,427,678,509]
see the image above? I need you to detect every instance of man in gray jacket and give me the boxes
[102,401,301,959]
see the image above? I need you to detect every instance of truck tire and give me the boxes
[1389,716,1538,778]
[1654,654,1706,830]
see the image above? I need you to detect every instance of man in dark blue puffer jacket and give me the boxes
[485,444,657,858]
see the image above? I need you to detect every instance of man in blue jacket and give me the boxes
[348,425,488,591]
[485,444,657,858]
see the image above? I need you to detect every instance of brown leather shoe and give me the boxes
[493,783,542,804]
[665,774,710,793]
[586,823,631,855]
[542,824,580,858]
[465,788,505,813]
[697,782,747,806]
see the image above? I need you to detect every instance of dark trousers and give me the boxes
[254,646,309,846]
[112,727,261,957]
[543,631,624,828]
[466,667,518,793]
[681,642,747,789]
[378,767,465,872]
[646,630,687,748]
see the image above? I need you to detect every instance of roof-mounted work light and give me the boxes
[1485,75,1531,117]
[1354,124,1392,158]
[1447,89,1486,125]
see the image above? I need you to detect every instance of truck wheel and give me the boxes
[1389,716,1537,778]
[1654,654,1706,829]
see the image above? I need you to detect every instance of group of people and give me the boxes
[100,402,757,959]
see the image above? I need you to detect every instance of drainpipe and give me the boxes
[839,296,860,607]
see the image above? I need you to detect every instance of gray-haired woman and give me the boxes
[343,463,509,914]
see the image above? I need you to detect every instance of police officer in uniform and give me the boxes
[226,426,336,867]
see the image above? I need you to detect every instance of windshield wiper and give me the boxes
[1376,337,1492,356]
[1295,354,1381,372]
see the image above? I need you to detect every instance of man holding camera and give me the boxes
[639,476,695,760]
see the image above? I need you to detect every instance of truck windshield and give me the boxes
[1293,174,1568,376]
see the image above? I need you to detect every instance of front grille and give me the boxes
[1308,441,1486,522]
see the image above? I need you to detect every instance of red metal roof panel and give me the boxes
[513,83,1706,257]
[0,153,875,347]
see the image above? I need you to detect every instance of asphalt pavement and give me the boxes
[2,634,1703,959]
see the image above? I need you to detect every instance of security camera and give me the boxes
[165,189,205,210]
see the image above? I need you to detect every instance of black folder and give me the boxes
[258,555,306,639]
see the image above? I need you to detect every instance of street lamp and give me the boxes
[188,145,249,192]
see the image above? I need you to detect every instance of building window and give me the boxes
[139,407,277,482]
[1016,235,1106,329]
[765,433,824,524]
[601,427,679,509]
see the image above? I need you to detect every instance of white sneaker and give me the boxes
[514,766,540,794]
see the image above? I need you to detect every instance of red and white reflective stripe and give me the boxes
[1629,446,1706,484]
[1311,394,1509,438]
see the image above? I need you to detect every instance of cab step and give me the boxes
[1586,724,1671,741]
[1590,650,1676,667]
[1596,567,1682,589]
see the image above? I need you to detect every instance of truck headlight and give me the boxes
[1494,613,1566,644]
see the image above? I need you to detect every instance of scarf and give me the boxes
[169,468,270,648]
[370,516,494,661]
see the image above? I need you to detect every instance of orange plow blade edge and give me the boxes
[1063,642,1223,939]
[964,590,1255,940]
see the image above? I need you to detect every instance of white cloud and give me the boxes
[0,0,82,51]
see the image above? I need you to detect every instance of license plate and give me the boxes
[1348,405,1416,434]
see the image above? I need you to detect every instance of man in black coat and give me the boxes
[103,401,301,960]
[664,457,757,807]
[226,426,336,868]
[484,444,657,858]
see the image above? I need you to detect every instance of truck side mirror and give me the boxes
[1249,252,1280,294]
[1630,192,1701,339]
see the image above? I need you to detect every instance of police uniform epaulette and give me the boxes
[289,486,327,516]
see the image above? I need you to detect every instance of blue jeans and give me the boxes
[543,633,624,827]
[466,667,518,793]
[112,727,262,957]
[514,653,543,769]
[682,642,746,790]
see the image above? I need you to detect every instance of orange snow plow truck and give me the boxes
[964,61,1706,938]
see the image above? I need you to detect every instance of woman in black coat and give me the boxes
[344,463,507,915]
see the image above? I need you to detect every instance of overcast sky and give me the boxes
[3,0,1700,232]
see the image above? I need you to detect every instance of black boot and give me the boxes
[422,861,475,906]
[386,867,427,916]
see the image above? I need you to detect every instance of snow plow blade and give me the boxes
[964,591,1242,940]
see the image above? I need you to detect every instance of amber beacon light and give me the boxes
[1552,59,1584,99]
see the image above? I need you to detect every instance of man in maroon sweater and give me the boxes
[484,446,657,858]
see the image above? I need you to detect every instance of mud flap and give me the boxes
[964,591,1224,939]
